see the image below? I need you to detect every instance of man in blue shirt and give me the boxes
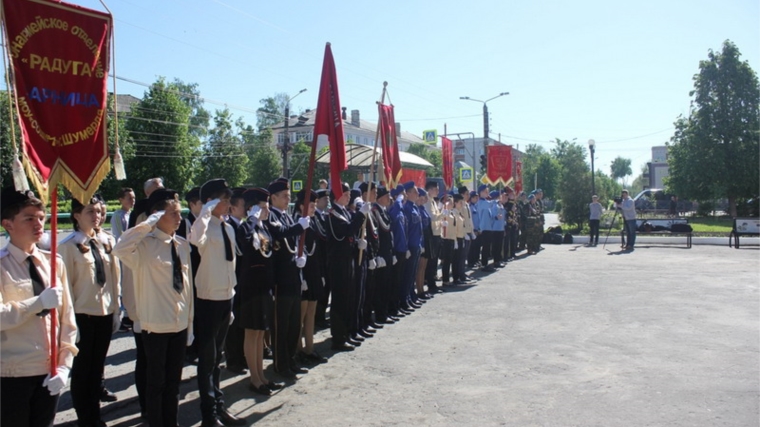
[467,191,481,269]
[388,185,409,318]
[402,181,423,311]
[476,185,496,272]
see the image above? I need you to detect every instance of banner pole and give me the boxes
[49,189,58,375]
[358,83,388,264]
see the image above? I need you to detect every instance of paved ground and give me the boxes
[52,238,759,427]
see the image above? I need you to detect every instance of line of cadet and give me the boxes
[0,176,547,427]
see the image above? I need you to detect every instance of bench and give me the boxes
[621,218,692,248]
[729,217,760,249]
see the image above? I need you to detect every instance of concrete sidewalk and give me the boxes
[53,242,759,426]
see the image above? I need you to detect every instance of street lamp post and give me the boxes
[460,92,509,173]
[282,88,307,178]
[588,139,596,196]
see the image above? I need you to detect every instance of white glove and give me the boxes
[421,247,426,255]
[296,255,307,268]
[405,250,411,259]
[252,232,261,250]
[441,221,449,228]
[301,279,308,292]
[202,198,221,214]
[248,205,262,219]
[442,209,450,215]
[454,240,459,250]
[357,239,367,250]
[43,365,70,395]
[377,257,386,268]
[39,286,62,310]
[186,331,194,346]
[354,197,364,206]
[133,320,142,334]
[368,259,376,270]
[229,312,235,325]
[396,195,404,203]
[298,216,310,229]
[112,311,121,334]
[392,256,398,265]
[322,277,326,286]
[464,233,471,241]
[145,210,165,227]
[360,202,372,214]
[470,233,477,240]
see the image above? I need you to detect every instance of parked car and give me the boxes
[633,189,693,214]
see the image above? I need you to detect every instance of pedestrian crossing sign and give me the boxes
[460,167,473,182]
[423,129,437,144]
[292,180,303,191]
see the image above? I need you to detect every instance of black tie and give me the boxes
[170,241,183,293]
[27,257,49,316]
[221,222,233,262]
[89,240,107,286]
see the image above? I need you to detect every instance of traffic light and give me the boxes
[480,154,487,172]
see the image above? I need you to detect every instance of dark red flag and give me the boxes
[441,136,453,190]
[485,145,513,186]
[378,104,402,187]
[312,43,346,200]
[3,0,112,203]
[515,161,523,194]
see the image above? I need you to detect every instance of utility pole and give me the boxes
[460,92,509,179]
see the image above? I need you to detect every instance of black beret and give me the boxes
[376,186,389,199]
[200,179,229,202]
[1,187,37,219]
[358,182,376,193]
[71,193,105,211]
[315,189,329,199]
[349,189,361,202]
[243,187,269,205]
[296,189,318,203]
[330,182,351,200]
[453,193,464,202]
[184,186,200,203]
[231,187,247,199]
[267,177,290,195]
[147,188,179,212]
[458,186,469,195]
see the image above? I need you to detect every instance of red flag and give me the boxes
[515,161,523,194]
[485,145,513,186]
[3,0,112,203]
[441,136,453,190]
[312,43,346,200]
[378,104,402,187]
[399,168,426,188]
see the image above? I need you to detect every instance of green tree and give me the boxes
[406,143,443,179]
[552,139,591,230]
[521,144,560,198]
[630,164,649,194]
[247,139,282,188]
[666,40,760,216]
[125,77,202,194]
[200,109,249,187]
[610,156,633,187]
[96,94,136,200]
[0,93,21,188]
[288,140,313,185]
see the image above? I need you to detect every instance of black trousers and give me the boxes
[589,219,600,244]
[480,231,493,266]
[328,255,354,343]
[225,291,246,370]
[491,230,504,264]
[390,251,407,313]
[440,239,455,282]
[273,294,301,372]
[71,313,113,427]
[132,326,147,413]
[457,238,470,280]
[468,233,482,267]
[350,256,366,334]
[424,235,441,286]
[1,375,59,427]
[142,329,187,427]
[372,255,392,321]
[194,298,231,422]
[362,268,377,327]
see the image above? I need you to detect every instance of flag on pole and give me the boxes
[378,103,402,187]
[441,136,453,190]
[515,160,523,194]
[312,43,346,200]
[484,145,514,186]
[2,0,112,203]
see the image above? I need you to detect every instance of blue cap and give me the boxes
[403,181,416,191]
[417,188,427,197]
[469,190,477,198]
[477,184,488,194]
[536,188,543,193]
[489,190,499,199]
[528,194,535,200]
[391,184,404,198]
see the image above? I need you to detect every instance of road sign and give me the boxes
[460,167,473,182]
[423,129,437,144]
[292,180,303,191]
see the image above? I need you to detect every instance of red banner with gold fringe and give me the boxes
[515,160,523,194]
[441,136,453,190]
[2,0,111,202]
[484,145,513,186]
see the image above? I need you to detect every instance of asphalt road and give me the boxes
[52,240,759,427]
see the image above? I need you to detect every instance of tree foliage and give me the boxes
[666,40,760,216]
[200,109,249,187]
[552,139,591,230]
[610,156,632,186]
[0,93,21,188]
[406,143,443,178]
[245,128,282,188]
[520,144,560,198]
[124,77,202,194]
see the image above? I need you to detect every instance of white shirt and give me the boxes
[189,213,236,301]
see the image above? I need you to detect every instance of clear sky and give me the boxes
[26,0,760,179]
